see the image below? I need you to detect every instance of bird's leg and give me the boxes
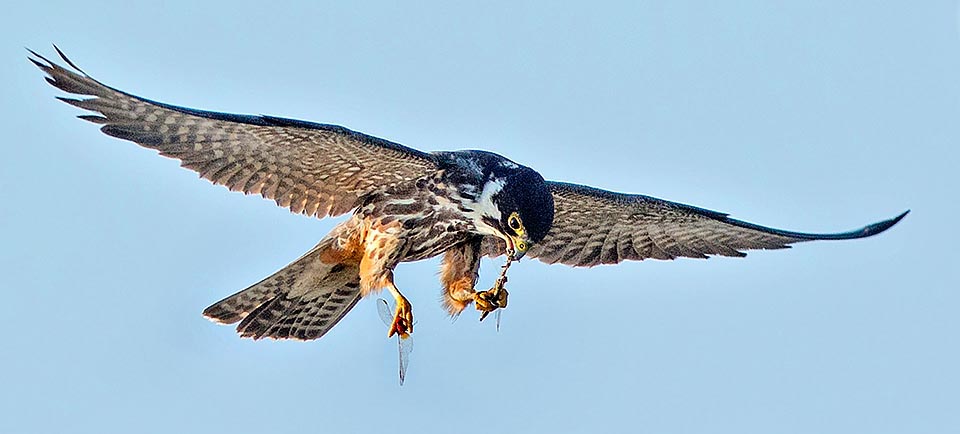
[475,258,512,321]
[385,279,413,339]
[440,241,483,317]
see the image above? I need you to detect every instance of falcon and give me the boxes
[31,47,907,341]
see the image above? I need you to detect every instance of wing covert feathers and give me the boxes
[497,181,907,267]
[30,47,439,218]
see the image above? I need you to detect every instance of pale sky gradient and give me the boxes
[2,2,957,433]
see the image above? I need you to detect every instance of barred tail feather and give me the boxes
[202,239,363,341]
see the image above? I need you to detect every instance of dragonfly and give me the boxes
[377,257,512,384]
[377,297,413,385]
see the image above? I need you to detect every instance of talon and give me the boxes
[475,285,508,321]
[474,289,497,311]
[388,295,413,339]
[475,258,514,322]
[495,286,508,309]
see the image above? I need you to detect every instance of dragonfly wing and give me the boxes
[377,298,392,326]
[398,338,411,385]
[378,298,413,385]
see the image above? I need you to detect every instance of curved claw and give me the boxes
[388,296,413,339]
[476,257,514,321]
[475,285,508,322]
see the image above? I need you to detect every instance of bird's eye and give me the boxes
[508,213,523,232]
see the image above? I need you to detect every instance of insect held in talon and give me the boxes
[478,259,513,328]
[378,298,413,386]
[32,47,907,382]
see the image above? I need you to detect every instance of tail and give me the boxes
[203,239,362,341]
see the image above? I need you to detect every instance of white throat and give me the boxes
[463,177,506,237]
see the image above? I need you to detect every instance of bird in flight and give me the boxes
[31,47,907,343]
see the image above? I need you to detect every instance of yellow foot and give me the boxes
[475,284,508,321]
[388,295,413,339]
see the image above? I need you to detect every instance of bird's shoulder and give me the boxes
[432,149,531,181]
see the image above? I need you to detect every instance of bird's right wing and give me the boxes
[485,181,907,267]
[31,47,440,218]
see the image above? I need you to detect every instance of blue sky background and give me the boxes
[2,2,957,433]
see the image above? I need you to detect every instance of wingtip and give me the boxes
[25,46,42,59]
[52,44,87,75]
[27,45,88,75]
[861,209,909,237]
[26,47,51,69]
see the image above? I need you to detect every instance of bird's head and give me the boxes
[476,162,555,260]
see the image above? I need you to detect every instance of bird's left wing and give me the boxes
[485,181,907,267]
[30,47,439,218]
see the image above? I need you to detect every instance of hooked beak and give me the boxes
[505,234,530,261]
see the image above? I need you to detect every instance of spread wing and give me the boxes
[485,181,907,267]
[30,47,439,218]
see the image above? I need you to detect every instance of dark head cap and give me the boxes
[493,166,555,244]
